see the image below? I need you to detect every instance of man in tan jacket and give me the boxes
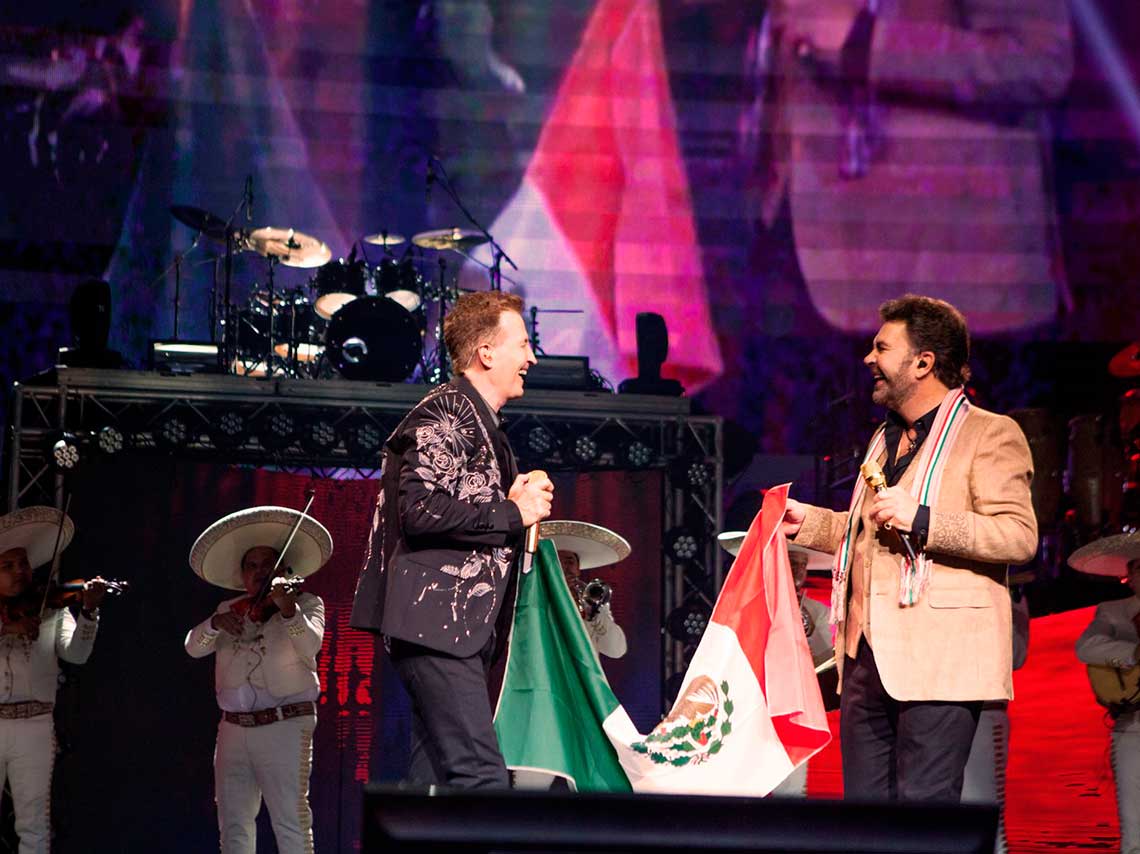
[781,295,1037,802]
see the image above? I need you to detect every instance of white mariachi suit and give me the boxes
[1076,595,1140,854]
[0,607,98,854]
[185,592,324,854]
[584,603,627,660]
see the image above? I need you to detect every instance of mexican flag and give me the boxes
[494,484,831,795]
[461,0,722,393]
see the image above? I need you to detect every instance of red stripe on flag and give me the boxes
[713,484,831,766]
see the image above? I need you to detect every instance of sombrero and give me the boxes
[0,506,74,569]
[716,530,833,570]
[540,521,630,571]
[189,506,334,590]
[1068,531,1140,578]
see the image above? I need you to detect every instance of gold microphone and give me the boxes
[523,469,547,554]
[860,459,919,563]
[859,460,890,529]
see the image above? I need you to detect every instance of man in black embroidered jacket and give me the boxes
[351,291,553,788]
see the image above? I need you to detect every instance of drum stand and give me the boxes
[430,256,452,384]
[219,182,253,373]
[263,255,280,377]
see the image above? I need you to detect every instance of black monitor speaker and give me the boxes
[362,785,997,854]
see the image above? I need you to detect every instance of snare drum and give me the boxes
[325,296,422,382]
[374,257,422,313]
[312,259,369,320]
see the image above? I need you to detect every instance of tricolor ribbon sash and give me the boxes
[830,387,971,621]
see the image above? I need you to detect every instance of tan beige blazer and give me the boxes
[794,405,1036,702]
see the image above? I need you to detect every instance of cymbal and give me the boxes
[245,227,332,269]
[362,232,406,247]
[1109,341,1140,378]
[1068,531,1140,577]
[411,227,488,252]
[170,205,230,241]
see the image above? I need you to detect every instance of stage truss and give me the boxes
[7,368,723,710]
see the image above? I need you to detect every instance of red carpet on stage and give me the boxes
[803,603,1123,852]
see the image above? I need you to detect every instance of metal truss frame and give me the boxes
[6,368,722,711]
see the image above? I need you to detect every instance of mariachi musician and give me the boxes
[1073,533,1140,854]
[0,505,111,854]
[542,520,631,660]
[185,505,332,854]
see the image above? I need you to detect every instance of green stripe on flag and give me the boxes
[494,539,632,791]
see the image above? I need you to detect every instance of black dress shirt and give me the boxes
[882,404,939,547]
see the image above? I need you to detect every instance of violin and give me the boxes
[44,578,129,609]
[229,576,303,624]
[0,577,129,633]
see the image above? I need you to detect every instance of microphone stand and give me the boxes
[217,181,254,372]
[147,234,204,342]
[429,155,518,291]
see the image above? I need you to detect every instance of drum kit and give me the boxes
[170,205,492,383]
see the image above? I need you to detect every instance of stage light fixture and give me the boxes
[570,434,599,466]
[526,426,553,457]
[665,526,702,563]
[51,434,80,470]
[210,410,248,449]
[666,602,710,644]
[257,411,297,451]
[300,417,339,456]
[344,418,384,461]
[686,461,711,489]
[620,439,654,469]
[95,426,124,455]
[155,414,191,449]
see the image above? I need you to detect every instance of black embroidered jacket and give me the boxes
[349,376,525,656]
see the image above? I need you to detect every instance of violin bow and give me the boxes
[38,495,74,620]
[253,488,317,605]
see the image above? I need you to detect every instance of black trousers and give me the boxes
[389,634,509,789]
[840,637,981,802]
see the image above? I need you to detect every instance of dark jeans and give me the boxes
[388,634,509,789]
[841,637,982,803]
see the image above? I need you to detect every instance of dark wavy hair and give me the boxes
[878,294,971,388]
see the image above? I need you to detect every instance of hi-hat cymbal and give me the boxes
[245,227,332,269]
[1109,341,1140,378]
[1068,531,1140,577]
[362,232,406,247]
[170,205,230,241]
[411,227,488,252]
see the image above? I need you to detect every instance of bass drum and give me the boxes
[325,296,422,382]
